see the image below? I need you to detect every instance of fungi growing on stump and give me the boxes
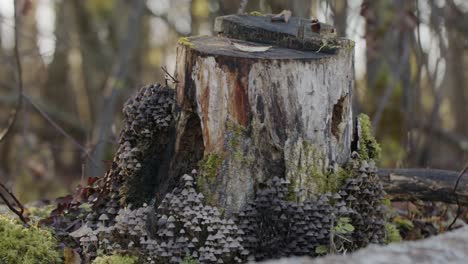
[174,14,355,215]
[56,13,389,263]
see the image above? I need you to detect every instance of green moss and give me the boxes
[226,121,252,164]
[286,140,352,196]
[28,204,56,221]
[0,215,61,264]
[393,216,414,231]
[286,178,298,202]
[249,11,264,16]
[358,114,381,161]
[181,256,198,264]
[92,254,138,264]
[197,153,224,205]
[178,37,195,48]
[199,153,223,181]
[309,166,352,194]
[384,222,402,244]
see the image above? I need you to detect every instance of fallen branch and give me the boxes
[0,182,29,227]
[378,168,468,206]
[261,225,468,264]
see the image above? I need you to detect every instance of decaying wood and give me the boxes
[214,14,349,53]
[174,16,355,215]
[260,225,468,264]
[378,168,468,206]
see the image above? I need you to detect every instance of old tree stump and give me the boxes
[69,14,386,263]
[174,15,356,214]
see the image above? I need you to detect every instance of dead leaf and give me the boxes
[233,43,272,52]
[69,224,92,238]
[271,10,292,23]
[64,247,81,264]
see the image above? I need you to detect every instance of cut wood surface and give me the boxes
[259,225,468,264]
[378,168,468,205]
[214,14,351,53]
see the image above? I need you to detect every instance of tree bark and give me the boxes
[173,15,354,215]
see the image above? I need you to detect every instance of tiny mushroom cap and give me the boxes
[98,214,109,221]
[70,224,93,238]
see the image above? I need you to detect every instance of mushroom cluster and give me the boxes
[71,204,156,262]
[65,83,388,263]
[72,155,386,263]
[237,176,336,260]
[153,172,247,263]
[237,153,386,261]
[340,156,386,249]
[74,171,247,263]
[107,83,175,204]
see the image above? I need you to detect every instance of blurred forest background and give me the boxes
[0,0,466,204]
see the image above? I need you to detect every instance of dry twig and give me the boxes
[0,182,29,227]
[448,162,468,229]
[161,66,179,85]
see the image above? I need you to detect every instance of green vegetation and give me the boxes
[197,153,224,204]
[27,204,56,221]
[384,223,402,244]
[181,256,199,264]
[358,114,382,161]
[333,217,355,235]
[0,215,61,264]
[249,11,264,16]
[92,254,138,264]
[198,153,223,181]
[226,121,251,164]
[178,37,195,48]
[286,140,353,195]
[393,216,414,231]
[315,245,329,255]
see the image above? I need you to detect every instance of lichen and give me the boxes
[0,215,61,264]
[358,114,381,161]
[178,37,195,48]
[384,223,402,244]
[92,254,138,264]
[249,11,264,16]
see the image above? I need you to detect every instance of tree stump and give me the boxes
[174,14,355,215]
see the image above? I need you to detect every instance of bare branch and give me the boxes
[0,0,23,143]
[0,181,29,227]
[22,94,99,167]
[448,162,468,229]
[161,66,179,85]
